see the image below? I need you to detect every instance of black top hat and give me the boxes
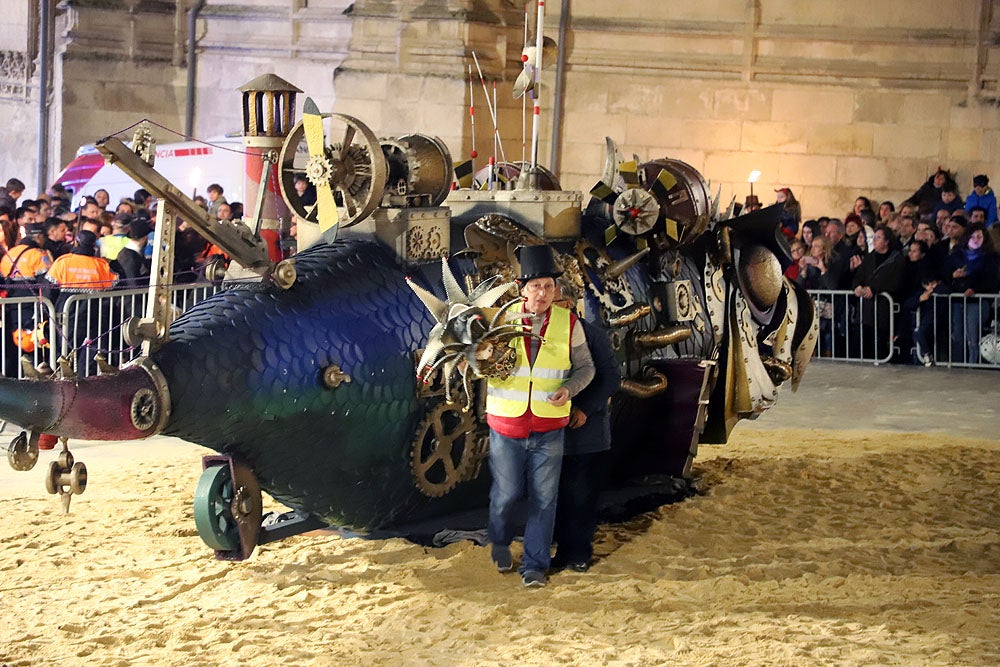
[516,244,562,281]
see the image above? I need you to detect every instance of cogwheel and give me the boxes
[305,153,333,187]
[410,400,480,497]
[230,485,262,529]
[462,431,490,482]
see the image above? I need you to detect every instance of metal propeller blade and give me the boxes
[302,97,340,243]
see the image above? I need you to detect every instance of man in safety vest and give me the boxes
[486,244,595,588]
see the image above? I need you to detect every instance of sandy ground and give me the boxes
[1,364,998,666]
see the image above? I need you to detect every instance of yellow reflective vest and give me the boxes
[487,303,572,420]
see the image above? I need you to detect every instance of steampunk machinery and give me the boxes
[278,113,453,231]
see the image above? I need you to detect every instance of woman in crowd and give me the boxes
[851,227,905,360]
[878,200,895,225]
[801,220,820,248]
[798,236,840,352]
[785,239,806,280]
[844,214,867,281]
[852,196,872,218]
[0,208,17,252]
[945,222,1000,363]
[910,168,957,217]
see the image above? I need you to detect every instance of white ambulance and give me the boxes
[51,135,247,207]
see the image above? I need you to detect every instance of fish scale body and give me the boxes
[154,239,437,529]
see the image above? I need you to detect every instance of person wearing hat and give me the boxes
[1,221,53,377]
[963,174,998,228]
[46,230,119,376]
[486,243,595,589]
[0,220,52,282]
[111,216,153,286]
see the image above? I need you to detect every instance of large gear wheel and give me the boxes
[410,401,481,497]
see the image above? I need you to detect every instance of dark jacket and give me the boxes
[111,246,151,287]
[830,240,853,289]
[910,175,956,216]
[0,187,16,212]
[925,242,951,282]
[933,197,964,219]
[945,247,1000,295]
[44,237,72,259]
[796,260,840,291]
[899,257,933,302]
[852,248,905,326]
[564,319,621,456]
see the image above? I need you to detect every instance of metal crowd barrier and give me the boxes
[807,289,898,365]
[0,294,59,379]
[0,283,219,380]
[917,293,1000,369]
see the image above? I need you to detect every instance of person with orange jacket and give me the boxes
[46,230,118,299]
[45,230,119,376]
[1,221,53,284]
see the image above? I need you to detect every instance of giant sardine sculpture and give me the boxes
[1,90,817,560]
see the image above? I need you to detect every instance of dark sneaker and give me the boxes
[521,569,547,588]
[568,561,590,573]
[491,544,514,573]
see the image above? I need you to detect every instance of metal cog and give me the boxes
[230,485,262,529]
[305,153,333,187]
[410,400,480,497]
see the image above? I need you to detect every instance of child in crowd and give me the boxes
[963,174,998,227]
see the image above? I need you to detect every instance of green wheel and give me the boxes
[193,465,239,552]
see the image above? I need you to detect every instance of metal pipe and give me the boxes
[185,0,207,138]
[36,0,51,194]
[620,367,668,399]
[548,0,569,176]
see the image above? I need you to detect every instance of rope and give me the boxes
[106,118,253,157]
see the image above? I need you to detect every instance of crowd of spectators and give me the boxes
[0,178,291,296]
[4,167,999,369]
[1,177,300,374]
[780,169,1000,365]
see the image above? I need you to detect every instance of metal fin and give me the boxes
[440,257,468,303]
[471,281,516,309]
[406,277,449,323]
[604,247,650,279]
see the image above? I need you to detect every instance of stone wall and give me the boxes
[2,0,1000,217]
[0,0,38,193]
[336,0,1000,219]
[551,0,1000,218]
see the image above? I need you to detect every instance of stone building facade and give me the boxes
[3,0,1000,219]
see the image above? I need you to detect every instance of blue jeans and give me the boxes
[487,428,564,573]
[951,300,991,363]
